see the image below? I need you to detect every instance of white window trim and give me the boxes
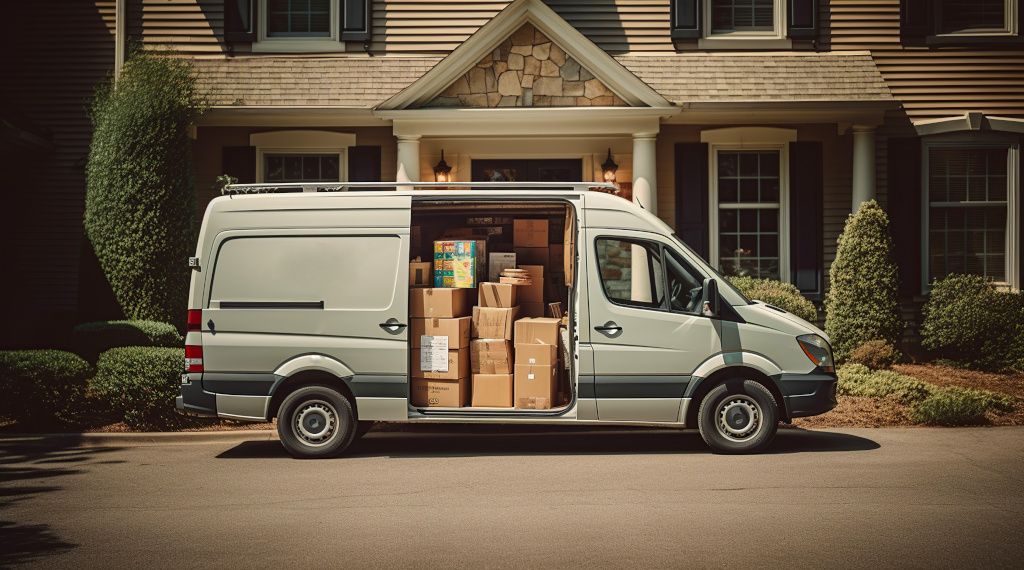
[252,0,346,53]
[250,130,355,182]
[702,127,796,283]
[699,0,792,49]
[932,0,1019,38]
[920,135,1021,292]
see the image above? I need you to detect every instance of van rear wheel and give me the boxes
[277,385,357,459]
[697,379,778,454]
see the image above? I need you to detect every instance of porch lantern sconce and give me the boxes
[601,148,619,184]
[433,150,452,183]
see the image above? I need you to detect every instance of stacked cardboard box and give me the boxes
[513,220,548,316]
[433,240,478,288]
[410,286,472,407]
[513,317,561,409]
[470,282,519,407]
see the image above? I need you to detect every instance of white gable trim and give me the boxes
[377,0,671,110]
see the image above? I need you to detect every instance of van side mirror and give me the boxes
[702,278,720,317]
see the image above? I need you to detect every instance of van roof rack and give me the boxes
[221,181,618,195]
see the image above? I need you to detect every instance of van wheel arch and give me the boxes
[686,367,787,427]
[268,371,356,421]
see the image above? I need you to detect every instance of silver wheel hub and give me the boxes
[293,400,338,446]
[717,397,761,441]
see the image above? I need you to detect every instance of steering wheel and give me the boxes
[685,286,702,313]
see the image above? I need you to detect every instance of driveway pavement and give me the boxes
[2,426,1023,568]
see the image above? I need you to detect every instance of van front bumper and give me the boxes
[176,374,218,417]
[776,372,838,419]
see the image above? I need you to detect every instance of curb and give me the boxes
[0,429,277,447]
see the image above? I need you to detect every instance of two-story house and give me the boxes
[5,0,1023,344]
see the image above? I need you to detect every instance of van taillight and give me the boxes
[185,344,204,373]
[187,309,202,331]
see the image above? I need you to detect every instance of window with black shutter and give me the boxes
[240,0,371,50]
[900,0,1020,45]
[671,0,702,39]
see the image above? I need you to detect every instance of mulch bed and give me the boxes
[792,395,915,428]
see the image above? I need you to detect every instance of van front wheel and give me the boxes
[697,380,778,454]
[277,385,357,459]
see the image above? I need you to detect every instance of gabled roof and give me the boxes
[378,0,671,109]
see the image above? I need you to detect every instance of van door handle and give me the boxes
[594,321,622,335]
[379,318,407,334]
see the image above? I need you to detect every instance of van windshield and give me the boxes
[668,233,752,306]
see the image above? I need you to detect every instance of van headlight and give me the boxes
[797,334,834,373]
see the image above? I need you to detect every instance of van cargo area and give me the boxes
[409,201,576,414]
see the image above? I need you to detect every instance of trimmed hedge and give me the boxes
[0,350,92,427]
[72,320,182,362]
[90,347,188,430]
[728,276,817,322]
[825,200,903,362]
[848,340,901,370]
[921,274,1024,372]
[85,51,205,328]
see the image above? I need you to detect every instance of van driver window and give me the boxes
[595,238,665,309]
[666,249,704,314]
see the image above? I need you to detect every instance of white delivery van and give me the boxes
[177,182,836,458]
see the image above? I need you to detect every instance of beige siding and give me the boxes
[829,0,1024,120]
[127,0,230,55]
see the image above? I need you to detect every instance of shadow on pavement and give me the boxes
[217,425,879,460]
[0,438,125,566]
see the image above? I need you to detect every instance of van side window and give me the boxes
[595,238,665,309]
[665,249,704,314]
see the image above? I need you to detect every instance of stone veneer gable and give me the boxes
[424,23,627,108]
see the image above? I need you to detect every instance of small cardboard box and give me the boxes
[478,282,518,308]
[514,363,557,409]
[412,348,469,380]
[471,306,519,340]
[433,240,478,288]
[514,317,561,346]
[488,252,517,282]
[411,377,469,407]
[514,219,549,248]
[471,339,514,374]
[471,374,514,407]
[410,288,472,318]
[513,247,549,267]
[515,343,557,366]
[409,261,432,287]
[518,264,544,304]
[411,316,471,349]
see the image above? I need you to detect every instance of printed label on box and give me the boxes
[421,335,449,372]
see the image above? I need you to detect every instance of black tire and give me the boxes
[697,379,778,454]
[277,385,357,459]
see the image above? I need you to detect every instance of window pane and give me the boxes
[264,154,341,183]
[666,250,704,313]
[711,0,775,33]
[267,0,331,37]
[596,238,664,308]
[938,0,1007,33]
[716,149,781,281]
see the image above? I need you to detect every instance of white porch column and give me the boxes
[396,134,421,182]
[852,125,876,211]
[631,132,658,301]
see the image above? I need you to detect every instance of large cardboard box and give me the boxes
[409,261,432,288]
[514,219,549,248]
[433,240,478,288]
[471,374,514,407]
[471,339,514,374]
[518,264,544,304]
[411,316,471,349]
[411,377,469,407]
[410,288,472,318]
[514,317,561,346]
[412,348,469,380]
[515,343,557,366]
[478,282,518,308]
[488,252,516,281]
[513,246,549,267]
[441,231,489,284]
[471,306,519,340]
[514,364,557,409]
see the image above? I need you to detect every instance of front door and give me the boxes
[471,159,583,182]
[585,229,720,422]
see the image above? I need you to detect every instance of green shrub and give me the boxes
[90,347,187,430]
[85,51,206,328]
[848,340,901,370]
[910,389,991,426]
[837,364,931,404]
[921,274,1024,371]
[0,350,92,428]
[72,320,182,362]
[728,276,817,322]
[825,200,903,362]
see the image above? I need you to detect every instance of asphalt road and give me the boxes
[2,426,1024,569]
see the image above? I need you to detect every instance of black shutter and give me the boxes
[887,137,923,297]
[787,0,817,40]
[224,0,256,43]
[675,143,709,260]
[900,0,932,45]
[671,0,702,39]
[348,145,382,182]
[341,0,372,42]
[789,141,823,297]
[222,146,256,184]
